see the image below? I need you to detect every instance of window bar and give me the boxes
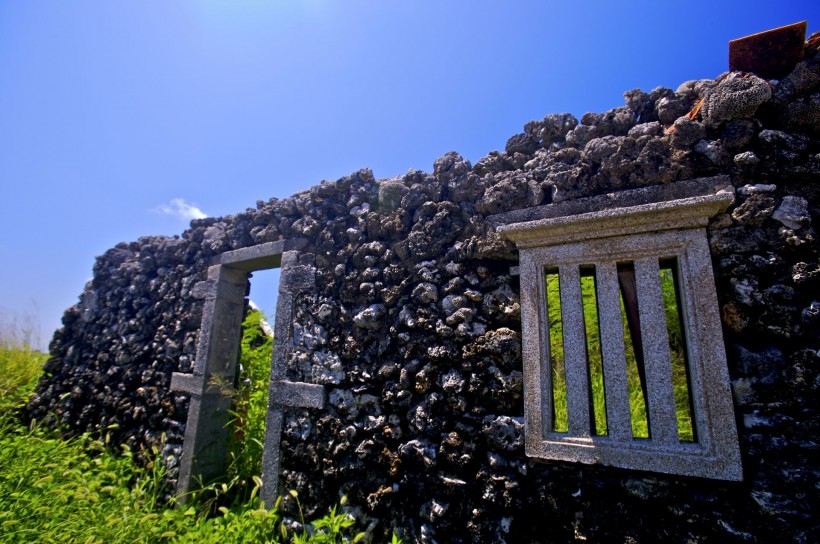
[634,257,678,445]
[594,262,632,441]
[558,264,591,437]
[616,263,647,401]
[617,262,650,438]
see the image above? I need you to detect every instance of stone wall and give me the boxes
[27,46,820,542]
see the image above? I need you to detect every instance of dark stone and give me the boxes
[505,133,539,156]
[433,152,471,183]
[758,129,810,164]
[732,345,785,386]
[670,117,706,148]
[780,92,820,135]
[378,181,409,212]
[721,119,758,149]
[657,95,692,125]
[524,113,578,146]
[731,194,778,226]
[475,173,532,215]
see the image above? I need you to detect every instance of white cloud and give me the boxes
[153,198,207,220]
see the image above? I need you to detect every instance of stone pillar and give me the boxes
[170,264,247,498]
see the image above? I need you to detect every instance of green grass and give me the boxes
[546,270,568,432]
[580,271,608,436]
[0,315,47,403]
[225,309,275,495]
[0,311,387,544]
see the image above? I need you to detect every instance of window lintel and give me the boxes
[497,192,733,248]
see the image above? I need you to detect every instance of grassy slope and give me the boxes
[0,313,375,544]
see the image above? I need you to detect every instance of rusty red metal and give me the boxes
[729,21,807,80]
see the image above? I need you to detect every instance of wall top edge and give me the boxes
[489,175,732,227]
[497,191,734,247]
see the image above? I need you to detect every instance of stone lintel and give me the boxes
[269,381,326,410]
[498,192,734,248]
[213,239,308,271]
[488,176,731,227]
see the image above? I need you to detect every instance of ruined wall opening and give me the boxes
[170,240,325,506]
[223,268,280,495]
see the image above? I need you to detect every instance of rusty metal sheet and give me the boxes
[729,21,807,80]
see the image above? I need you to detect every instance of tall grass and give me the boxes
[225,310,274,496]
[0,310,47,404]
[0,311,381,543]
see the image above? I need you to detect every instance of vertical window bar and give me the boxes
[634,257,678,445]
[619,287,650,438]
[595,262,632,441]
[617,263,650,438]
[559,264,591,437]
[580,267,607,436]
[521,256,550,443]
[545,269,567,433]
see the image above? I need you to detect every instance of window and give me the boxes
[498,192,742,480]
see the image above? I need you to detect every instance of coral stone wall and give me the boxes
[28,49,820,542]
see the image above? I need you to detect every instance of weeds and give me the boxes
[0,424,182,543]
[0,310,47,405]
[0,312,395,543]
[225,309,274,498]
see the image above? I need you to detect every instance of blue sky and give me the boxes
[1,1,816,350]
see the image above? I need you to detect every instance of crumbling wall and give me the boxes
[27,46,820,542]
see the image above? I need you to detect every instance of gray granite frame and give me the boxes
[498,192,743,481]
[170,239,326,505]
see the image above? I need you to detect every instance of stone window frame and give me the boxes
[497,191,743,481]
